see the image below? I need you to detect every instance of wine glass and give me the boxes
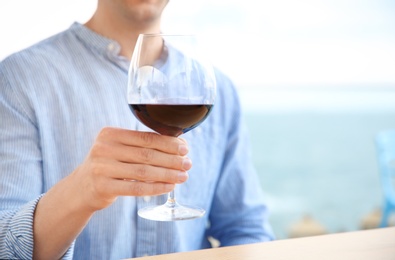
[127,34,216,221]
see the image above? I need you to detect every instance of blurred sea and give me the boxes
[241,88,395,239]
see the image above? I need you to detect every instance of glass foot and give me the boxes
[138,202,205,221]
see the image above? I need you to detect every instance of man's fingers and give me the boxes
[104,162,189,184]
[98,127,188,155]
[93,141,192,171]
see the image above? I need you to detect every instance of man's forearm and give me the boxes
[33,173,94,260]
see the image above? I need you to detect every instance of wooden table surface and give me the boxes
[133,227,395,260]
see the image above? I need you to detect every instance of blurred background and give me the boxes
[1,0,395,239]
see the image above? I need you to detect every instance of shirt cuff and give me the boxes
[5,195,75,260]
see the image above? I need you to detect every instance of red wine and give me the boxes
[129,104,213,137]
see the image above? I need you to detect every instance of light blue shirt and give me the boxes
[0,23,273,259]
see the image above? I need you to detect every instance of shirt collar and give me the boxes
[70,22,130,70]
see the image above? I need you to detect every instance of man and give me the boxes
[0,0,273,259]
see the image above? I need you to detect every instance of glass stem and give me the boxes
[166,190,177,208]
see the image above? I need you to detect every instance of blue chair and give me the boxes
[375,130,395,227]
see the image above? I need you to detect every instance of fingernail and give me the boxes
[178,144,189,155]
[177,171,189,183]
[182,158,192,170]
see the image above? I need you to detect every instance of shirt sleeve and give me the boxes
[207,71,275,246]
[0,60,75,259]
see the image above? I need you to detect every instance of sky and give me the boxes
[163,0,395,88]
[1,0,395,111]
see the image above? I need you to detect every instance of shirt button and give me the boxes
[143,196,151,202]
[107,43,115,52]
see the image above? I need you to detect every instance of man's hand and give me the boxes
[72,127,191,211]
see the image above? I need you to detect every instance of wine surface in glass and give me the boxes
[129,104,213,137]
